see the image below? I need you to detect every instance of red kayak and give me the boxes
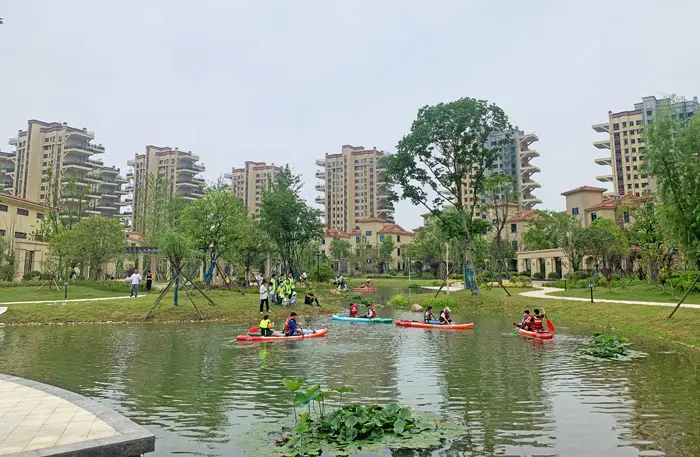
[514,324,553,339]
[395,320,474,330]
[353,287,378,292]
[236,328,329,342]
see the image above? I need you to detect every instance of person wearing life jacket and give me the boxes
[259,314,274,336]
[519,309,534,331]
[269,274,277,303]
[349,303,358,317]
[424,306,436,324]
[287,273,295,295]
[531,308,545,332]
[284,312,302,336]
[365,303,377,318]
[439,307,453,325]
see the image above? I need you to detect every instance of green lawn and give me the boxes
[0,286,344,326]
[392,288,700,349]
[0,285,125,303]
[549,283,700,305]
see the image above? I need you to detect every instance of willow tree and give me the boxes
[387,97,510,294]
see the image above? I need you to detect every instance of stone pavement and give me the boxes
[0,374,154,456]
[520,286,700,309]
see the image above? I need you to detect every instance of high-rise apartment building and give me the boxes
[128,145,206,226]
[593,95,699,196]
[0,150,15,194]
[224,161,280,217]
[461,128,542,211]
[7,120,128,216]
[315,145,394,232]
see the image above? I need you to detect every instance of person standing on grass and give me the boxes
[259,280,269,313]
[145,270,153,293]
[128,270,143,297]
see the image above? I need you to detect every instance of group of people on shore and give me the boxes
[423,306,453,325]
[258,273,320,313]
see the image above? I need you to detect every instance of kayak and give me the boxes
[0,307,7,316]
[237,328,329,342]
[514,324,553,339]
[332,315,393,323]
[352,287,378,292]
[395,320,474,330]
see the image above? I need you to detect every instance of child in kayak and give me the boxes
[349,303,358,317]
[259,315,274,336]
[424,306,437,324]
[365,303,377,318]
[284,312,302,336]
[517,310,534,331]
[439,307,453,325]
[531,309,545,332]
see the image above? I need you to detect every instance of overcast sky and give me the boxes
[1,0,699,231]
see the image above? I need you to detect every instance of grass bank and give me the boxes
[549,283,700,305]
[390,288,700,349]
[0,285,124,303]
[0,286,344,326]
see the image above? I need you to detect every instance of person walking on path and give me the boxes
[128,270,143,297]
[145,270,153,293]
[259,280,269,313]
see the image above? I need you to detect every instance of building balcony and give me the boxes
[593,139,611,150]
[315,170,325,179]
[521,196,543,208]
[85,209,101,215]
[64,145,94,157]
[176,180,198,188]
[315,196,326,205]
[594,156,613,166]
[519,132,539,149]
[121,208,133,215]
[178,164,205,173]
[315,183,325,192]
[521,181,541,190]
[1,167,15,174]
[97,204,119,211]
[123,196,133,203]
[9,137,19,145]
[181,195,197,201]
[592,122,610,133]
[63,161,92,171]
[115,174,128,183]
[85,174,103,184]
[126,159,136,167]
[223,172,232,180]
[520,149,540,160]
[123,184,134,191]
[596,174,614,183]
[66,129,95,139]
[377,206,394,214]
[520,164,541,174]
[125,171,134,179]
[315,159,325,167]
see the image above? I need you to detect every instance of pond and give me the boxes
[1,288,699,456]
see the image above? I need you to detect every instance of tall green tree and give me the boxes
[485,174,519,284]
[158,229,198,306]
[376,235,396,274]
[522,210,585,273]
[229,220,272,284]
[329,238,352,272]
[135,175,185,244]
[181,181,247,285]
[259,167,323,276]
[580,218,629,286]
[387,97,510,294]
[643,99,700,265]
[49,216,127,279]
[624,200,665,282]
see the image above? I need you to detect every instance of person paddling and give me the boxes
[531,308,545,332]
[349,303,358,317]
[439,307,453,325]
[424,306,436,324]
[365,303,377,319]
[259,315,274,336]
[284,312,302,336]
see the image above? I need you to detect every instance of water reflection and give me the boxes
[0,305,698,456]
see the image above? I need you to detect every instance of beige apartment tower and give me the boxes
[128,145,206,227]
[7,120,129,216]
[225,161,281,217]
[315,145,394,233]
[0,150,14,194]
[593,95,699,197]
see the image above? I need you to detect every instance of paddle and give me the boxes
[541,306,555,332]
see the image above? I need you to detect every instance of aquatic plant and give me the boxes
[389,294,409,307]
[584,332,631,359]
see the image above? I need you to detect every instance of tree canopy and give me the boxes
[521,210,585,272]
[580,218,629,282]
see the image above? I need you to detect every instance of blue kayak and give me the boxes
[331,315,393,324]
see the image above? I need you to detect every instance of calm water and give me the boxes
[1,289,699,456]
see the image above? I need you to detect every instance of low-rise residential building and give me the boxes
[320,217,415,272]
[225,161,280,217]
[0,194,49,280]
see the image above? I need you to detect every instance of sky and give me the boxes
[1,0,699,231]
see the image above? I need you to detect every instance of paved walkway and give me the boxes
[0,295,147,306]
[0,374,153,456]
[520,286,700,309]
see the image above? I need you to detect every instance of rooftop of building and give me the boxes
[509,210,540,222]
[377,223,414,236]
[0,193,48,210]
[560,185,607,196]
[357,217,386,223]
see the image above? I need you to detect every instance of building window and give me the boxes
[0,229,5,236]
[511,240,518,251]
[37,213,44,219]
[591,212,597,222]
[17,208,29,216]
[15,232,27,239]
[397,235,401,242]
[0,204,7,212]
[572,207,579,215]
[356,236,360,243]
[365,231,372,236]
[379,234,384,241]
[623,212,630,223]
[321,238,325,245]
[510,223,517,233]
[613,123,619,130]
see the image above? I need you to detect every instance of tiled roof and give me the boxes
[324,228,350,238]
[0,194,47,209]
[561,185,607,196]
[509,210,540,222]
[357,217,385,223]
[125,231,145,243]
[585,198,617,211]
[377,224,414,236]
[421,212,433,217]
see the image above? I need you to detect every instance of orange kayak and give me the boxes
[514,324,553,339]
[352,287,378,292]
[395,320,474,330]
[236,328,329,342]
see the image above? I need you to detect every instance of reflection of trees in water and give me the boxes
[436,317,550,455]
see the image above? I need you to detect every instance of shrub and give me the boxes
[0,264,15,282]
[389,294,410,307]
[71,280,131,293]
[431,279,442,286]
[22,270,43,281]
[0,280,44,288]
[531,272,545,280]
[450,274,462,280]
[567,271,590,281]
[547,272,560,280]
[518,271,531,277]
[424,296,456,310]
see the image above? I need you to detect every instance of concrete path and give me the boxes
[520,286,700,310]
[0,374,154,456]
[0,295,147,306]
